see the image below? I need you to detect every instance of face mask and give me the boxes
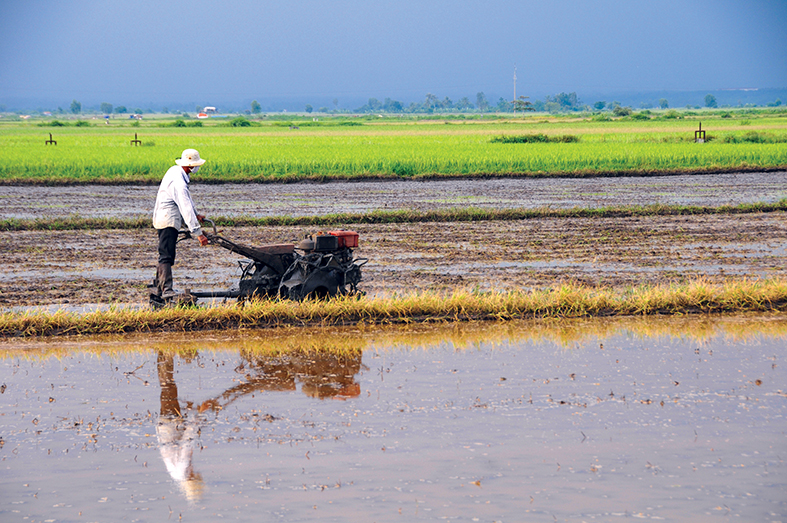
[190,165,200,174]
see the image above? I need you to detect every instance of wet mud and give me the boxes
[1,173,786,307]
[1,213,786,307]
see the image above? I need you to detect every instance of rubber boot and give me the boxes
[149,270,160,295]
[158,263,177,298]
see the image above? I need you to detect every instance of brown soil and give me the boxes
[1,212,785,307]
[3,172,787,220]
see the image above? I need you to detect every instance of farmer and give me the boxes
[152,149,209,298]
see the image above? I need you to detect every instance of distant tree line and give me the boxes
[349,92,520,114]
[59,100,148,115]
[326,92,591,114]
[307,91,783,115]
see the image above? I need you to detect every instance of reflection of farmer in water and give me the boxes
[155,349,364,500]
[156,352,204,502]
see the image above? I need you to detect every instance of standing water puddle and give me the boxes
[1,317,785,522]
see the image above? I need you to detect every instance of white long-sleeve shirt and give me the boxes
[152,165,203,237]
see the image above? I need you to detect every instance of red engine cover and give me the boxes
[328,230,359,248]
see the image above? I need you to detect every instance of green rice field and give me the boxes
[1,112,785,184]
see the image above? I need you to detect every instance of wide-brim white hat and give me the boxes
[175,149,206,167]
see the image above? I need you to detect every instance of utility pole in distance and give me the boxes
[513,65,517,106]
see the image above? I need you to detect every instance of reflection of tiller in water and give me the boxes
[149,218,367,308]
[154,349,363,500]
[197,350,364,413]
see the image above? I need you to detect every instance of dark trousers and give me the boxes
[157,227,179,265]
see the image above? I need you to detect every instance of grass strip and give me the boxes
[3,200,787,231]
[2,165,787,187]
[2,278,786,338]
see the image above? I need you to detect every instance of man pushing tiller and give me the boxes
[151,148,209,299]
[148,148,366,308]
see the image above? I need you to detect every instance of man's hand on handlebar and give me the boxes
[196,214,206,223]
[198,234,209,246]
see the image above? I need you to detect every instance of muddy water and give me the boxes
[1,316,785,522]
[2,171,787,219]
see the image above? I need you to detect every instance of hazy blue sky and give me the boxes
[1,0,785,109]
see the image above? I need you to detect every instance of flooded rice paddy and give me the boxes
[2,316,785,522]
